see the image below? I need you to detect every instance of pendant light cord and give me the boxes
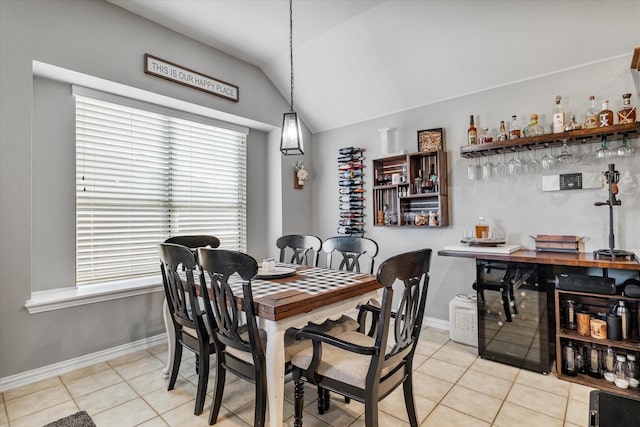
[289,0,295,112]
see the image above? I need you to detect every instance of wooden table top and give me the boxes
[238,266,380,321]
[437,249,640,271]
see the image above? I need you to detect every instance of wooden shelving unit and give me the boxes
[555,289,640,399]
[372,150,448,227]
[460,122,640,158]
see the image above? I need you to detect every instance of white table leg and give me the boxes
[264,322,285,427]
[162,298,175,378]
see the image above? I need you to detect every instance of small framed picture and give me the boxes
[417,128,443,152]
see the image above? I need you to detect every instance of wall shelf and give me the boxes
[460,122,640,158]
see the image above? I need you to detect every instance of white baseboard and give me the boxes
[424,315,450,331]
[0,334,167,393]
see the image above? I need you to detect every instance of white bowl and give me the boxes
[630,378,639,388]
[604,372,615,382]
[614,378,630,389]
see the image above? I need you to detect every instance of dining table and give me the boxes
[161,263,381,426]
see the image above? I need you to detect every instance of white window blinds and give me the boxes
[75,93,247,286]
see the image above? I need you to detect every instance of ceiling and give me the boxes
[107,0,640,133]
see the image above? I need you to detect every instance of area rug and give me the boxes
[42,411,96,427]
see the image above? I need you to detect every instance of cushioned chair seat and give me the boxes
[292,331,398,389]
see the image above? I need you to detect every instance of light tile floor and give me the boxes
[0,327,594,426]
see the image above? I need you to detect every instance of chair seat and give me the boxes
[291,331,397,389]
[227,315,360,366]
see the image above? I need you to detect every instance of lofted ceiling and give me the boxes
[107,0,640,133]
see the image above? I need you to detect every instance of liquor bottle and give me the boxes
[523,114,544,137]
[342,170,364,179]
[509,115,521,139]
[467,115,478,145]
[480,128,493,144]
[338,187,365,194]
[338,147,364,155]
[564,114,582,131]
[584,95,598,129]
[552,96,565,133]
[339,202,364,210]
[339,194,364,203]
[338,179,364,187]
[497,121,508,141]
[337,226,363,234]
[427,164,438,192]
[337,154,363,163]
[339,211,364,218]
[598,100,614,127]
[338,163,365,170]
[617,93,636,124]
[563,341,577,376]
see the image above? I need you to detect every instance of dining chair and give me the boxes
[162,235,220,408]
[291,248,433,427]
[196,247,311,427]
[158,242,216,416]
[314,235,379,412]
[323,236,379,274]
[276,234,322,266]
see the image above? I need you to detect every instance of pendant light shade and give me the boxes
[281,111,304,155]
[280,0,304,155]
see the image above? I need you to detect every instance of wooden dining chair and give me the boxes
[323,236,379,274]
[158,242,216,416]
[291,248,433,427]
[276,234,322,266]
[197,247,311,427]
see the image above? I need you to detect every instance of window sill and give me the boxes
[25,276,164,314]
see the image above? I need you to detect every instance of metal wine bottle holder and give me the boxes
[593,163,633,259]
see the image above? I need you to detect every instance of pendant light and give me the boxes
[280,0,304,155]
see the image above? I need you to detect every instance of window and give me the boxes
[75,90,247,286]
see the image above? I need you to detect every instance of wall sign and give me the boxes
[144,54,239,102]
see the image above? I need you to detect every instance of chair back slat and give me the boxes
[165,235,220,249]
[323,236,378,274]
[276,234,322,266]
[197,248,261,356]
[158,243,204,332]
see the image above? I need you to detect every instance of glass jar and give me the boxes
[604,347,616,381]
[626,354,638,387]
[588,344,602,379]
[564,341,577,376]
[564,300,577,330]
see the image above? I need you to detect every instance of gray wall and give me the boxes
[0,0,308,378]
[311,56,640,322]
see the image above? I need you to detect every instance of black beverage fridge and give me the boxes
[476,260,555,374]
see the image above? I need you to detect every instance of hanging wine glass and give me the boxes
[467,157,480,181]
[578,139,593,165]
[616,133,635,158]
[596,136,612,161]
[556,140,575,165]
[481,155,493,180]
[541,145,556,170]
[524,150,540,174]
[507,150,523,175]
[493,153,507,178]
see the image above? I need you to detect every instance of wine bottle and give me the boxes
[339,203,364,210]
[338,187,365,194]
[340,211,364,218]
[339,219,363,226]
[339,179,364,187]
[339,195,364,203]
[337,154,364,163]
[338,163,365,170]
[337,226,363,234]
[342,170,364,179]
[338,147,365,155]
[497,121,508,141]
